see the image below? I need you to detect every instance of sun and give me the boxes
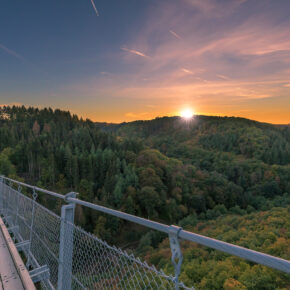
[180,108,194,120]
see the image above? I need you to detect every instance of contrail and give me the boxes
[0,43,48,75]
[90,0,99,16]
[121,47,149,58]
[0,43,27,62]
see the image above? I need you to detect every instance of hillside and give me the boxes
[1,106,289,219]
[102,115,290,166]
[0,106,289,288]
[145,206,290,289]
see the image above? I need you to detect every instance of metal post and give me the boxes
[0,176,3,213]
[57,192,76,290]
[6,180,12,219]
[14,185,21,226]
[26,187,38,268]
[169,225,183,290]
[3,180,12,224]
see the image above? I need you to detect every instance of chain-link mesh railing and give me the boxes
[1,176,289,290]
[0,180,61,289]
[69,222,183,289]
[0,178,191,290]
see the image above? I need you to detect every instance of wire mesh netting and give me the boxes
[0,179,192,289]
[69,222,186,289]
[0,181,61,289]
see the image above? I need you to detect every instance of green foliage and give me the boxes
[0,148,16,177]
[0,106,289,288]
[148,207,290,289]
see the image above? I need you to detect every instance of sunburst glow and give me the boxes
[180,108,194,120]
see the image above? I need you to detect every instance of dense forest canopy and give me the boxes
[0,105,289,289]
[147,206,290,289]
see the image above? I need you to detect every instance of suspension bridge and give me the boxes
[0,176,289,289]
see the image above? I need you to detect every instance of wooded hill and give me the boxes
[0,106,289,288]
[147,206,290,289]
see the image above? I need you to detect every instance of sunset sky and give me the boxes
[0,0,290,124]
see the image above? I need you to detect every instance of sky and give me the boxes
[0,0,290,124]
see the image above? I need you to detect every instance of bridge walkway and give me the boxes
[0,217,35,290]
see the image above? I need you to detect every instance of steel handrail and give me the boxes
[2,176,66,200]
[2,176,290,274]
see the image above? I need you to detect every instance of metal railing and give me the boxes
[0,176,289,290]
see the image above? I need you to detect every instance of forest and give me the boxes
[147,206,290,289]
[0,105,289,289]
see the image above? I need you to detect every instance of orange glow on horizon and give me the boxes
[77,107,289,125]
[62,74,290,125]
[16,102,289,124]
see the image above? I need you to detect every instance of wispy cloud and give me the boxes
[90,0,99,16]
[100,71,113,76]
[169,30,181,39]
[125,112,149,118]
[59,0,290,124]
[181,68,194,75]
[238,92,272,99]
[121,47,149,58]
[0,43,27,63]
[216,74,230,80]
[183,0,247,17]
[0,43,45,73]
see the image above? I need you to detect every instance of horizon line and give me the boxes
[1,105,289,126]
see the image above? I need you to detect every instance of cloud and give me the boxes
[59,0,290,124]
[216,74,230,80]
[121,47,149,58]
[90,0,99,16]
[125,112,149,118]
[238,92,272,99]
[181,68,194,75]
[183,0,247,17]
[0,43,27,63]
[0,43,45,73]
[100,71,113,76]
[169,30,181,39]
[117,0,290,88]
